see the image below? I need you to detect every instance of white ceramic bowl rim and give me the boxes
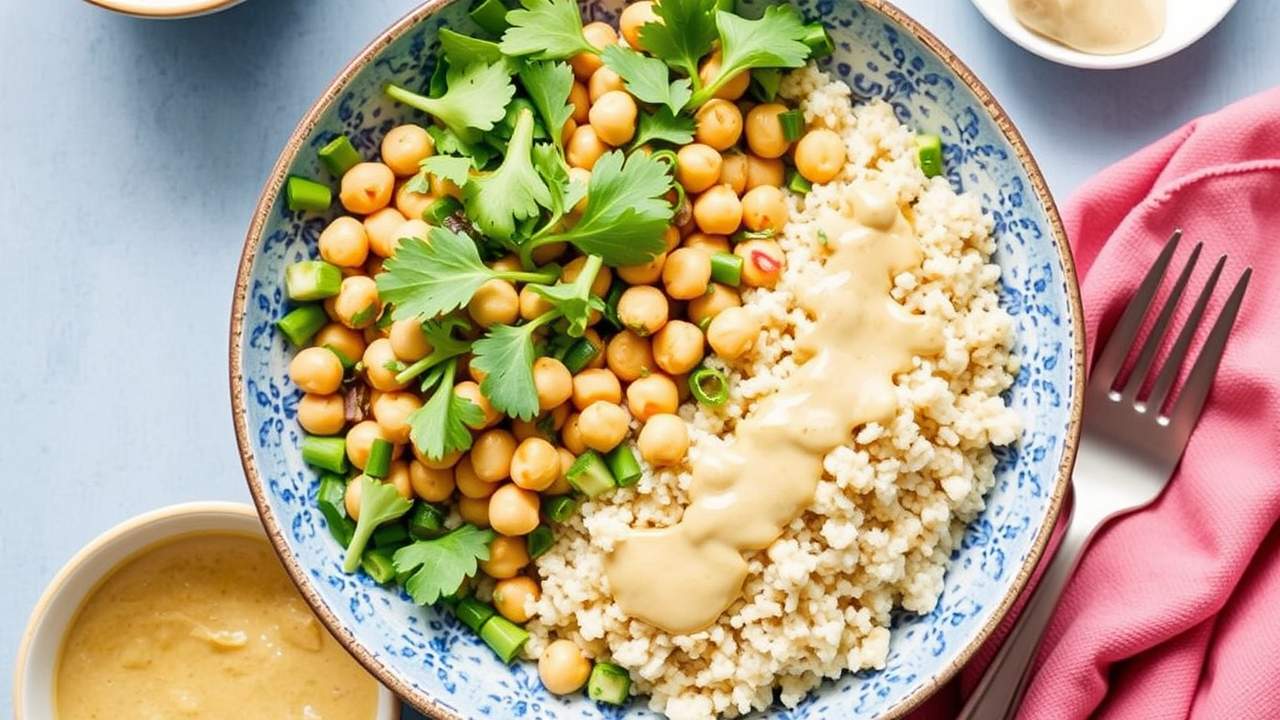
[84,0,245,19]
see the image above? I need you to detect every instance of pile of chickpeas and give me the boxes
[285,1,848,696]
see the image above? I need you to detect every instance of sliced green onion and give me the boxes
[709,252,743,287]
[469,0,510,34]
[301,435,348,473]
[318,135,362,177]
[408,502,446,539]
[916,133,944,178]
[543,495,579,523]
[480,615,530,664]
[562,337,600,374]
[317,473,355,547]
[365,438,393,479]
[566,450,616,498]
[527,525,555,558]
[689,367,729,407]
[802,23,834,59]
[455,597,496,632]
[360,548,397,584]
[285,175,332,212]
[603,281,626,329]
[372,522,410,548]
[276,304,328,346]
[606,445,642,488]
[787,170,813,195]
[588,662,632,705]
[285,260,342,301]
[778,110,805,143]
[424,195,463,223]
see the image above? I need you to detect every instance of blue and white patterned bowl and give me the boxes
[230,1,1084,717]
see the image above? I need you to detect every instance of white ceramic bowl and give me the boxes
[12,501,400,720]
[83,0,246,19]
[970,0,1238,69]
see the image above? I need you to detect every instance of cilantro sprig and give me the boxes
[688,7,811,107]
[462,109,552,241]
[600,45,691,115]
[385,61,516,141]
[405,155,472,194]
[500,0,594,60]
[636,0,719,86]
[519,61,576,151]
[409,358,485,460]
[393,524,495,605]
[343,476,414,573]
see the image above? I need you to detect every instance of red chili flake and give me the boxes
[751,250,782,273]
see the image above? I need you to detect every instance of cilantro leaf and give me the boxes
[393,524,495,606]
[385,62,515,140]
[532,143,587,218]
[343,476,414,573]
[471,312,559,420]
[500,0,595,60]
[631,106,696,148]
[600,45,691,114]
[438,29,507,68]
[409,358,486,461]
[637,0,719,81]
[462,108,553,241]
[393,315,473,386]
[689,6,810,107]
[405,155,472,194]
[376,227,558,321]
[531,255,606,337]
[519,61,576,150]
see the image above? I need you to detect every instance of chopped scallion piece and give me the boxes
[562,337,601,374]
[469,0,510,35]
[605,445,642,488]
[802,23,834,59]
[916,133,944,178]
[318,135,362,177]
[689,367,729,407]
[317,473,355,547]
[285,260,342,301]
[543,495,578,523]
[455,597,496,632]
[527,525,555,558]
[276,304,329,346]
[365,438,394,479]
[603,282,625,329]
[587,661,632,705]
[479,615,530,664]
[787,171,813,195]
[285,175,332,212]
[373,521,410,548]
[361,548,398,584]
[566,450,616,498]
[709,252,743,287]
[408,502,446,539]
[301,435,348,473]
[778,110,805,143]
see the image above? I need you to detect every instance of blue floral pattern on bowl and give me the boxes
[232,0,1081,717]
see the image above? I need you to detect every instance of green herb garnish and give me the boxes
[689,6,811,107]
[343,476,414,573]
[385,61,515,141]
[637,0,719,87]
[462,108,553,241]
[408,358,486,460]
[600,45,691,115]
[518,61,576,151]
[406,155,472,194]
[393,524,495,605]
[500,0,594,60]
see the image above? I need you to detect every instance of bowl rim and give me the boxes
[11,501,400,720]
[228,0,1085,717]
[83,0,246,19]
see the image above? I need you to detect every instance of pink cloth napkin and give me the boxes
[910,87,1280,720]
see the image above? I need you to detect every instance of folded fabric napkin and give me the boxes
[910,86,1280,720]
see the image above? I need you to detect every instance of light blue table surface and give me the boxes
[2,0,1277,715]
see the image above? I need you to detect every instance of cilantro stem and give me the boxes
[499,268,561,285]
[395,347,466,386]
[518,232,563,270]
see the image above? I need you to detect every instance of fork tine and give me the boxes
[1120,242,1203,401]
[1167,267,1251,430]
[1091,230,1183,391]
[1144,255,1226,414]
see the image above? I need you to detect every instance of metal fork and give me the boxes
[958,230,1252,720]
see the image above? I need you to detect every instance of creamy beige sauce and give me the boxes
[56,533,379,720]
[606,183,943,634]
[1010,0,1165,55]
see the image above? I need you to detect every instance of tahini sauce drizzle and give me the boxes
[1010,0,1165,55]
[605,183,944,634]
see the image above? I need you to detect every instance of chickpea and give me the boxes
[707,306,760,360]
[638,413,689,466]
[471,428,517,482]
[539,640,592,695]
[675,144,723,194]
[570,21,617,80]
[549,402,570,430]
[578,401,630,452]
[319,216,369,268]
[562,256,613,298]
[344,476,364,520]
[718,152,748,195]
[682,232,731,255]
[795,128,847,184]
[741,186,789,233]
[340,162,395,214]
[297,393,345,435]
[567,167,591,213]
[688,282,741,326]
[481,535,530,579]
[490,483,540,536]
[619,0,659,50]
[567,125,608,170]
[588,66,625,103]
[533,357,574,411]
[430,172,462,200]
[735,238,785,287]
[394,181,434,220]
[545,447,576,495]
[745,155,786,190]
[372,391,422,444]
[468,279,520,328]
[697,50,749,101]
[511,417,545,443]
[519,284,554,321]
[380,124,435,177]
[569,81,590,123]
[413,445,461,470]
[693,184,744,236]
[389,317,431,362]
[616,252,666,285]
[511,437,560,491]
[458,495,491,528]
[289,347,344,394]
[662,247,712,300]
[652,320,705,375]
[626,374,678,421]
[493,576,540,623]
[456,455,500,499]
[363,207,406,258]
[561,413,587,455]
[606,330,655,382]
[345,420,388,470]
[744,103,791,159]
[386,461,413,500]
[410,460,455,502]
[313,323,366,368]
[454,381,500,428]
[362,338,408,391]
[395,218,431,246]
[694,99,743,151]
[491,255,523,273]
[333,275,381,329]
[617,285,669,336]
[589,90,638,147]
[571,368,622,410]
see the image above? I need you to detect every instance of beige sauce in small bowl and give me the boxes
[1009,0,1166,55]
[55,533,378,719]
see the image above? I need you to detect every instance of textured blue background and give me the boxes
[1,0,1276,716]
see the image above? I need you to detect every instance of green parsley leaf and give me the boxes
[637,0,719,82]
[392,315,473,386]
[471,311,560,420]
[531,255,606,337]
[438,29,507,68]
[427,125,495,168]
[532,143,587,218]
[500,0,594,60]
[689,6,810,107]
[631,106,696,148]
[463,108,553,241]
[519,61,576,150]
[393,524,496,606]
[385,61,516,140]
[342,476,414,573]
[409,359,486,461]
[599,45,691,114]
[405,155,472,194]
[377,227,558,321]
